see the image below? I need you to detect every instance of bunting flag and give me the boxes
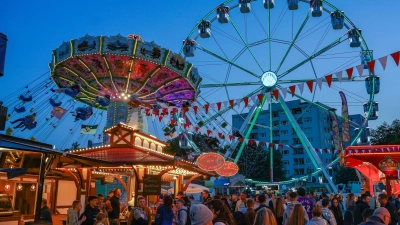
[345,68,353,81]
[391,51,400,66]
[193,106,198,115]
[298,83,304,94]
[216,102,222,111]
[243,97,249,107]
[257,94,264,103]
[223,101,228,109]
[229,99,234,108]
[325,74,333,87]
[229,135,232,141]
[306,80,314,93]
[316,78,322,90]
[335,71,342,83]
[356,64,364,77]
[210,103,215,112]
[204,104,210,114]
[251,95,257,104]
[379,56,388,70]
[207,130,211,136]
[367,60,376,74]
[289,85,296,97]
[281,88,287,99]
[236,99,241,108]
[273,90,279,101]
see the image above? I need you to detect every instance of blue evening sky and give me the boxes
[1,1,399,147]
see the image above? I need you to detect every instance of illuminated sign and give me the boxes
[196,153,225,171]
[216,161,239,177]
[379,156,399,171]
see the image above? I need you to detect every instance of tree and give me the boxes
[370,120,400,144]
[233,144,286,182]
[334,166,359,184]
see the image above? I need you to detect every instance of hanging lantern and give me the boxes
[30,183,36,191]
[16,183,23,191]
[4,183,10,191]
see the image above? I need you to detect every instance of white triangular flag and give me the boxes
[316,78,323,90]
[197,105,203,114]
[379,56,388,70]
[319,149,323,154]
[236,99,241,108]
[335,71,343,83]
[356,64,364,77]
[213,131,217,138]
[250,95,257,104]
[298,83,304,94]
[245,139,249,145]
[265,93,271,103]
[265,142,269,148]
[235,137,239,142]
[223,101,228,109]
[177,107,181,116]
[164,117,170,125]
[275,144,279,150]
[255,141,259,146]
[281,89,287,99]
[210,103,215,112]
[152,114,156,121]
[201,128,206,135]
[177,120,181,127]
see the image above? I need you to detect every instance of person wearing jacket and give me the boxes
[175,199,188,225]
[321,199,337,225]
[306,204,327,225]
[329,198,343,225]
[80,196,100,225]
[283,192,309,225]
[359,207,391,225]
[154,196,174,225]
[128,197,148,225]
[67,200,86,225]
[354,194,371,225]
[377,194,399,225]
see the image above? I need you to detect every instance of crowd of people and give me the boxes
[40,187,400,225]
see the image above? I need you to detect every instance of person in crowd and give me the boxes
[274,197,285,225]
[343,210,353,225]
[206,199,234,225]
[40,198,53,224]
[266,194,274,211]
[202,190,212,204]
[243,198,256,225]
[231,194,238,212]
[317,194,330,207]
[364,191,376,210]
[254,195,260,210]
[377,194,399,225]
[283,192,309,225]
[235,192,247,213]
[221,197,231,210]
[298,188,314,220]
[189,204,213,225]
[362,209,375,223]
[284,192,291,210]
[128,197,148,225]
[285,204,308,225]
[354,194,371,225]
[175,199,189,225]
[321,199,337,225]
[80,196,100,225]
[213,195,222,200]
[359,207,391,225]
[253,207,277,225]
[330,198,343,225]
[305,204,327,225]
[255,194,271,212]
[94,213,106,225]
[107,188,121,225]
[67,200,86,225]
[105,190,114,214]
[346,194,356,211]
[232,211,250,225]
[97,194,109,225]
[154,195,174,225]
[309,193,317,206]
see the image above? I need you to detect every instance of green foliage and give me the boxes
[164,133,225,156]
[233,144,286,182]
[370,120,400,145]
[334,166,359,184]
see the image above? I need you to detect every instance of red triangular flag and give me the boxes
[229,135,233,141]
[279,144,283,149]
[391,51,400,66]
[306,80,314,93]
[207,130,211,136]
[158,116,163,122]
[216,102,222,111]
[257,94,264,103]
[218,132,222,138]
[325,74,333,87]
[193,106,198,115]
[243,97,249,107]
[273,90,279,101]
[162,108,168,116]
[229,99,234,108]
[249,140,255,145]
[195,126,199,132]
[260,141,264,146]
[324,148,328,153]
[240,138,244,142]
[145,108,151,115]
[184,124,188,130]
[367,60,376,74]
[170,120,175,126]
[345,68,353,81]
[204,104,210,114]
[289,85,296,97]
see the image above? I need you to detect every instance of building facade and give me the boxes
[232,99,369,181]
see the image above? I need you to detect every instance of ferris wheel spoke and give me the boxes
[279,77,363,84]
[228,18,265,73]
[278,37,346,79]
[200,82,261,88]
[197,45,261,78]
[275,13,310,74]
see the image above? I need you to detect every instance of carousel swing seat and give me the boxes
[49,98,62,107]
[14,105,26,113]
[19,94,33,102]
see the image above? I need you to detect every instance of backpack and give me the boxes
[321,212,331,225]
[178,208,191,225]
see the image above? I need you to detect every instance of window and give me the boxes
[273,112,279,117]
[273,131,279,137]
[292,108,302,114]
[305,108,312,113]
[260,132,266,138]
[294,148,304,155]
[283,161,290,165]
[281,130,289,135]
[308,137,313,142]
[304,127,312,133]
[273,121,279,127]
[294,158,305,165]
[281,120,288,126]
[284,170,290,175]
[279,111,286,117]
[304,117,312,123]
[282,150,289,155]
[294,169,305,175]
[250,133,258,139]
[306,158,311,163]
[281,140,289,144]
[293,138,301,144]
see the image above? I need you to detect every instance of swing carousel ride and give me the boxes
[2,0,398,191]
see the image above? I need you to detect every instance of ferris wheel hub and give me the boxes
[261,71,278,88]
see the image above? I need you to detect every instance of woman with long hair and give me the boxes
[345,194,355,210]
[206,200,235,225]
[254,207,277,225]
[330,198,343,225]
[285,204,307,225]
[232,211,250,225]
[305,204,327,225]
[273,197,285,225]
[154,195,174,225]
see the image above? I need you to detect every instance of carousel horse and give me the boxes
[10,113,36,129]
[71,106,93,121]
[94,94,111,107]
[51,84,81,98]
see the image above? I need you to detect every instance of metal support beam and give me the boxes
[35,153,47,223]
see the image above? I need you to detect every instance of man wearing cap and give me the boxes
[378,194,399,225]
[80,196,100,225]
[359,207,391,225]
[190,204,213,225]
[202,190,211,204]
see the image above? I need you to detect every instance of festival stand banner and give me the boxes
[339,91,350,142]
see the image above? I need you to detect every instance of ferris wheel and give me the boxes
[179,0,379,191]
